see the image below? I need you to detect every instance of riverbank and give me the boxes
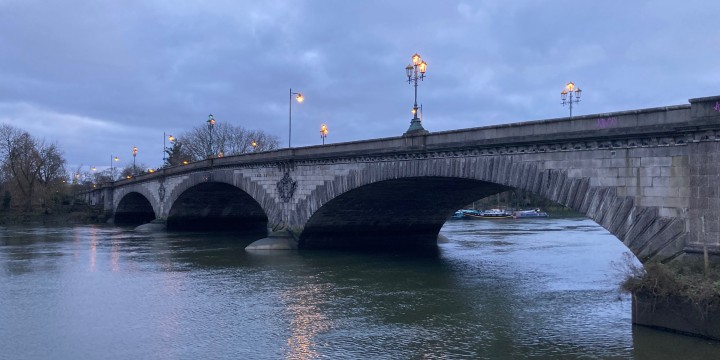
[0,206,106,227]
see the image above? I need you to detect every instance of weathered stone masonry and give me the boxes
[84,95,720,263]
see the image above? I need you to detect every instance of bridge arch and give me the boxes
[300,176,510,249]
[166,181,268,234]
[297,156,686,261]
[115,191,156,225]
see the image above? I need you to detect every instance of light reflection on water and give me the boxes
[1,218,720,359]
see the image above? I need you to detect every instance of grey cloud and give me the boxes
[0,0,718,169]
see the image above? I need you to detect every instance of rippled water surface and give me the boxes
[1,218,720,359]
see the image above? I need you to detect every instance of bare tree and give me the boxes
[35,142,66,208]
[179,122,280,161]
[6,132,42,210]
[92,169,115,184]
[0,124,67,211]
[119,163,150,179]
[0,124,22,184]
[246,129,280,152]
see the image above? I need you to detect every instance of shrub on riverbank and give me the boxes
[620,255,720,315]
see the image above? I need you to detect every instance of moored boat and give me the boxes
[451,209,482,219]
[513,209,549,218]
[463,209,513,219]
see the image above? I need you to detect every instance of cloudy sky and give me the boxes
[1,0,718,171]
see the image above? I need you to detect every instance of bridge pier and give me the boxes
[135,218,167,232]
[245,229,298,250]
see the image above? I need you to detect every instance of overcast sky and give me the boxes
[1,0,718,171]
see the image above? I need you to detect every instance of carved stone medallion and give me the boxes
[276,171,297,202]
[158,179,166,201]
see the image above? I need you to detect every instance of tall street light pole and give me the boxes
[207,114,215,158]
[320,123,328,145]
[110,155,119,180]
[132,146,137,176]
[289,88,304,148]
[561,81,582,118]
[404,53,429,135]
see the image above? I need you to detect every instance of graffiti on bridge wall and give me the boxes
[596,117,618,129]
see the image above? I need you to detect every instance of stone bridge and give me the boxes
[84,95,720,264]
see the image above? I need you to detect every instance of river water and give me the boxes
[1,218,719,359]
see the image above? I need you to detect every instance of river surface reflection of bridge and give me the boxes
[2,220,720,358]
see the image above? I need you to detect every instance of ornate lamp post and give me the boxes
[561,82,582,118]
[206,114,216,158]
[289,88,304,148]
[320,123,328,145]
[132,146,137,176]
[404,53,429,135]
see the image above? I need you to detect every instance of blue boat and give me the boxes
[450,209,481,219]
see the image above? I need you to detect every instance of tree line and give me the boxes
[0,122,280,212]
[164,122,280,167]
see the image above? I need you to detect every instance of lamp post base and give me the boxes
[403,118,429,136]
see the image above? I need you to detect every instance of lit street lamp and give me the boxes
[207,114,215,158]
[110,155,119,180]
[561,82,582,118]
[251,140,258,151]
[404,53,429,135]
[320,123,328,145]
[289,88,304,148]
[132,146,138,176]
